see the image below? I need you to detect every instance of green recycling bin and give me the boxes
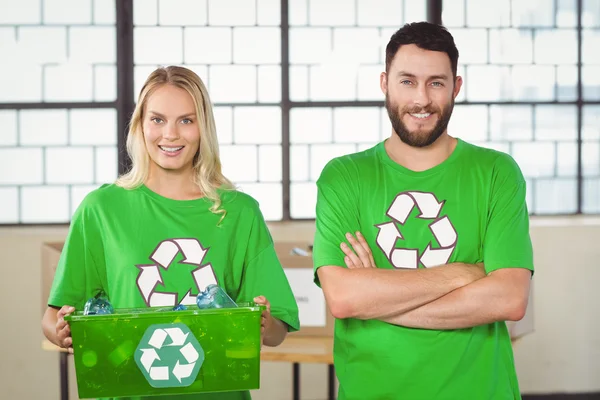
[65,303,264,399]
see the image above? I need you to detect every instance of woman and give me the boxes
[42,66,299,400]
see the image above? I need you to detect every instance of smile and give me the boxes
[410,113,432,119]
[159,145,184,153]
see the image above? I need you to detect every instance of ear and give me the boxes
[453,75,463,99]
[380,72,388,96]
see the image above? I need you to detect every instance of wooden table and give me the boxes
[43,336,335,400]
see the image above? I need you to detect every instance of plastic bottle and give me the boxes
[83,290,114,315]
[196,284,238,309]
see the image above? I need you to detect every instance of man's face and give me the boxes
[381,44,462,148]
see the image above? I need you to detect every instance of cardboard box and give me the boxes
[274,242,335,337]
[41,242,64,316]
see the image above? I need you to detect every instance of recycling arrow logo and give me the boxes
[375,191,457,269]
[136,238,218,307]
[135,323,204,388]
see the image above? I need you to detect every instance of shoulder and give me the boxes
[461,141,525,181]
[219,188,262,214]
[318,143,380,183]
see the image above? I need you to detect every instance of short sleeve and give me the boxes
[312,158,361,287]
[483,154,534,275]
[235,206,300,332]
[47,199,106,310]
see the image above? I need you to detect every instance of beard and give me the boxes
[385,95,454,148]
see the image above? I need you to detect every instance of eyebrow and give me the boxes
[148,110,196,119]
[396,71,449,81]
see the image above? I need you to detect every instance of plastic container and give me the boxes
[65,303,264,399]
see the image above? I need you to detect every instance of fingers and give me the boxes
[253,296,271,312]
[355,231,376,267]
[341,241,363,268]
[342,232,375,268]
[56,305,74,350]
[57,305,75,319]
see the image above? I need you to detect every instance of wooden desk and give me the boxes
[43,336,335,400]
[261,336,335,400]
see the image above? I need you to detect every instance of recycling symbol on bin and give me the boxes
[136,238,218,307]
[374,191,458,269]
[135,323,205,388]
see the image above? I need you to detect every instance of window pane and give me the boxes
[357,0,403,27]
[466,0,510,27]
[333,108,380,144]
[583,0,600,27]
[489,29,533,64]
[290,182,317,219]
[512,0,555,27]
[449,105,488,142]
[309,0,355,26]
[535,105,577,141]
[290,108,333,144]
[534,179,577,214]
[220,145,258,182]
[233,107,281,145]
[0,187,19,223]
[512,142,556,178]
[0,148,43,184]
[158,0,207,25]
[489,105,533,141]
[21,186,70,223]
[238,183,282,220]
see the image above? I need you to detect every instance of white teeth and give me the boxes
[159,146,183,152]
[411,113,431,119]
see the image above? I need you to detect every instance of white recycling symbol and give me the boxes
[136,238,217,307]
[375,191,457,269]
[136,324,204,386]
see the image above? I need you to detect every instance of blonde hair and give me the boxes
[116,66,235,219]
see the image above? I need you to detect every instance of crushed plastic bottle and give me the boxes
[196,284,238,309]
[83,290,114,315]
[173,304,187,311]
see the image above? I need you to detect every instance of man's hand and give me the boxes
[56,305,75,353]
[341,231,376,268]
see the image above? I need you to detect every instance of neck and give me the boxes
[385,132,457,172]
[145,168,203,200]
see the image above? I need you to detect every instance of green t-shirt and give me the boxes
[313,139,534,400]
[48,184,300,400]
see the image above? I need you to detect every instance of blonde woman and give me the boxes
[42,66,299,400]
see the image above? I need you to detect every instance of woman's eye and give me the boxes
[181,118,193,124]
[151,117,163,124]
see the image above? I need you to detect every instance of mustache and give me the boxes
[403,106,437,114]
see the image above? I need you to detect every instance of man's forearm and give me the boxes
[381,268,531,329]
[318,263,484,320]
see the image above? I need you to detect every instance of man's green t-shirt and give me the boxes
[48,184,300,400]
[313,138,534,400]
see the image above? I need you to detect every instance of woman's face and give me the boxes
[142,84,201,176]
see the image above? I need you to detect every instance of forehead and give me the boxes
[145,84,196,113]
[389,43,453,78]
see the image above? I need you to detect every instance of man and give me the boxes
[313,22,534,400]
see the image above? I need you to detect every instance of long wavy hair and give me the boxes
[116,66,235,219]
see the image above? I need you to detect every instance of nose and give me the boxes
[162,122,179,140]
[413,85,432,108]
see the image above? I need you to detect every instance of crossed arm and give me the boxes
[317,232,532,330]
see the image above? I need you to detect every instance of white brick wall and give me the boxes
[19,110,68,146]
[21,186,70,223]
[209,65,256,103]
[69,27,116,64]
[18,27,67,64]
[43,0,92,24]
[0,111,18,146]
[0,0,41,24]
[70,109,117,145]
[0,148,43,184]
[45,147,94,184]
[95,147,118,183]
[0,64,43,102]
[158,0,207,25]
[0,187,19,223]
[208,0,255,26]
[233,28,280,64]
[184,28,231,64]
[134,27,183,64]
[45,64,94,102]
